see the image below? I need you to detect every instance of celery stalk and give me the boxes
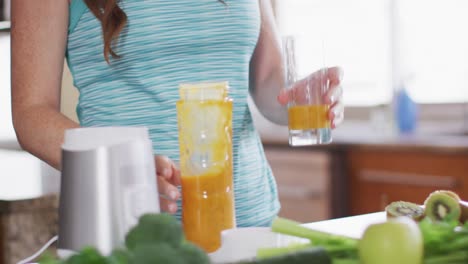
[333,259,361,264]
[256,244,311,259]
[271,217,358,246]
[424,251,468,264]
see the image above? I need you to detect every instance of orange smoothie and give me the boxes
[288,105,330,130]
[176,82,235,253]
[181,169,235,253]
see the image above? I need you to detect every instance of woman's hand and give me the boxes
[154,155,181,214]
[277,66,344,129]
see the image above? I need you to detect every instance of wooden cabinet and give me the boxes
[348,148,468,215]
[263,146,332,222]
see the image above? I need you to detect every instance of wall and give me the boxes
[60,63,79,123]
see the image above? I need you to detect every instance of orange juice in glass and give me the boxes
[176,81,235,253]
[288,104,330,130]
[283,36,332,146]
[287,82,332,145]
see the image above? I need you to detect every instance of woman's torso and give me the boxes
[67,0,280,227]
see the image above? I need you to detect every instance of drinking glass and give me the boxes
[282,35,332,146]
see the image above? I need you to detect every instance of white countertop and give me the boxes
[210,212,387,263]
[304,212,386,239]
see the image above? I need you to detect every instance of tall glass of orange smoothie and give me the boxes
[176,81,235,253]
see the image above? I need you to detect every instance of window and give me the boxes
[275,0,468,106]
[397,0,468,104]
[275,0,392,106]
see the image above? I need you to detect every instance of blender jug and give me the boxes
[58,127,159,257]
[176,82,236,253]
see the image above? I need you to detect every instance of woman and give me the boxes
[10,0,343,227]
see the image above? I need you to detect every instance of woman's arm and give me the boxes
[249,0,344,127]
[11,0,79,170]
[249,0,287,125]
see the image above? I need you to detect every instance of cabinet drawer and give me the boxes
[348,149,468,215]
[263,147,332,222]
[265,149,330,188]
[279,197,330,222]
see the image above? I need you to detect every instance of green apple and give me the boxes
[358,217,423,264]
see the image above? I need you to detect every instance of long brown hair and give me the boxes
[84,0,226,64]
[84,0,127,63]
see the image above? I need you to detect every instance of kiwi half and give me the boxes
[435,190,468,224]
[385,201,425,221]
[459,200,468,224]
[436,190,461,201]
[424,191,461,222]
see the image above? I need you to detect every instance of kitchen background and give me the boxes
[1,0,468,263]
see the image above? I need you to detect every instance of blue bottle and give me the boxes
[395,87,418,134]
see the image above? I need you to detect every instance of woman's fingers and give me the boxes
[154,155,181,214]
[329,101,344,128]
[155,155,172,179]
[277,77,308,105]
[326,67,344,128]
[277,88,289,105]
[277,66,343,106]
[155,155,181,186]
[157,176,180,214]
[324,84,343,105]
[326,66,344,87]
[170,162,182,186]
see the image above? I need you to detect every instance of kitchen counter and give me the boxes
[258,122,468,154]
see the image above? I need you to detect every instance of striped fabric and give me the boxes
[67,0,280,227]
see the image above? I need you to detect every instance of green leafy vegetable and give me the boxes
[178,242,211,264]
[39,213,209,264]
[64,247,107,264]
[420,218,468,264]
[125,213,184,250]
[107,248,132,264]
[265,215,468,264]
[131,243,184,264]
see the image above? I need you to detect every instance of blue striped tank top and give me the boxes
[67,0,280,227]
